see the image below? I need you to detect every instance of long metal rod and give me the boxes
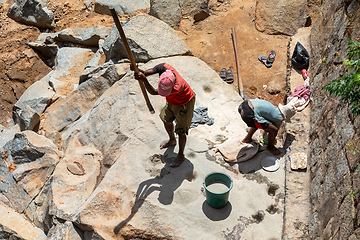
[110,8,155,114]
[231,27,245,99]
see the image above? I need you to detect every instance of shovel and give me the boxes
[110,8,155,114]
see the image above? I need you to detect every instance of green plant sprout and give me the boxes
[322,40,360,117]
[352,146,359,156]
[347,142,359,156]
[350,190,360,199]
[339,194,344,202]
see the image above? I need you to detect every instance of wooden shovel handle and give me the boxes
[110,8,155,114]
[231,27,245,99]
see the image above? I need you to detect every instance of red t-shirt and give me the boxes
[152,63,195,106]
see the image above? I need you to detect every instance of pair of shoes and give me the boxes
[219,68,234,84]
[258,50,276,68]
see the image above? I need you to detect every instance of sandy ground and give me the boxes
[0,0,289,126]
[178,0,290,103]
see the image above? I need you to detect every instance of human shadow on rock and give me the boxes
[114,146,194,234]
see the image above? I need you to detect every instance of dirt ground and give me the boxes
[0,0,291,127]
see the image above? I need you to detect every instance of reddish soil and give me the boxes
[0,0,290,127]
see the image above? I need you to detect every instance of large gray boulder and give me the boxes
[255,0,309,36]
[102,13,192,63]
[0,124,20,150]
[59,56,284,239]
[94,0,150,16]
[0,131,61,213]
[0,202,47,240]
[0,54,287,239]
[54,26,111,47]
[40,62,125,139]
[149,0,209,27]
[7,0,55,29]
[12,47,96,132]
[49,47,95,83]
[149,0,182,28]
[13,80,55,131]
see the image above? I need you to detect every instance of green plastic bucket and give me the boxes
[203,172,233,208]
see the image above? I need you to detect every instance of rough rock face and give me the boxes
[149,0,182,28]
[94,0,150,16]
[308,0,360,239]
[13,80,55,131]
[54,55,284,240]
[40,61,125,139]
[0,131,61,214]
[50,142,102,220]
[2,51,286,239]
[0,202,47,240]
[54,26,110,46]
[255,0,309,36]
[102,13,192,63]
[12,47,95,132]
[7,0,55,28]
[149,0,209,27]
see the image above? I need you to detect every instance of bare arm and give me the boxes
[134,72,159,95]
[130,65,156,77]
[143,68,155,76]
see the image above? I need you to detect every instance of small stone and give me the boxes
[290,152,307,170]
[252,210,265,223]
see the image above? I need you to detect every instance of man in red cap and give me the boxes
[133,63,195,167]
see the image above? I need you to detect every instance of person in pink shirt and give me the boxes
[133,63,195,167]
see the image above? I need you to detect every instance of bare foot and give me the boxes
[267,145,282,155]
[170,154,185,168]
[160,139,176,149]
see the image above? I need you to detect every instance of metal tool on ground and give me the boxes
[110,8,155,114]
[231,27,245,99]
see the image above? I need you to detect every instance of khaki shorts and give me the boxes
[159,96,195,135]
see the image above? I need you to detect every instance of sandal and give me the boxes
[226,68,234,84]
[258,55,272,68]
[267,50,276,64]
[219,68,227,81]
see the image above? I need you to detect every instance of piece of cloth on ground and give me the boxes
[190,107,214,128]
[289,84,311,101]
[215,139,260,163]
[286,96,310,112]
[287,84,311,112]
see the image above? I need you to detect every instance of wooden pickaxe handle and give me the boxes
[110,8,155,114]
[231,27,245,99]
